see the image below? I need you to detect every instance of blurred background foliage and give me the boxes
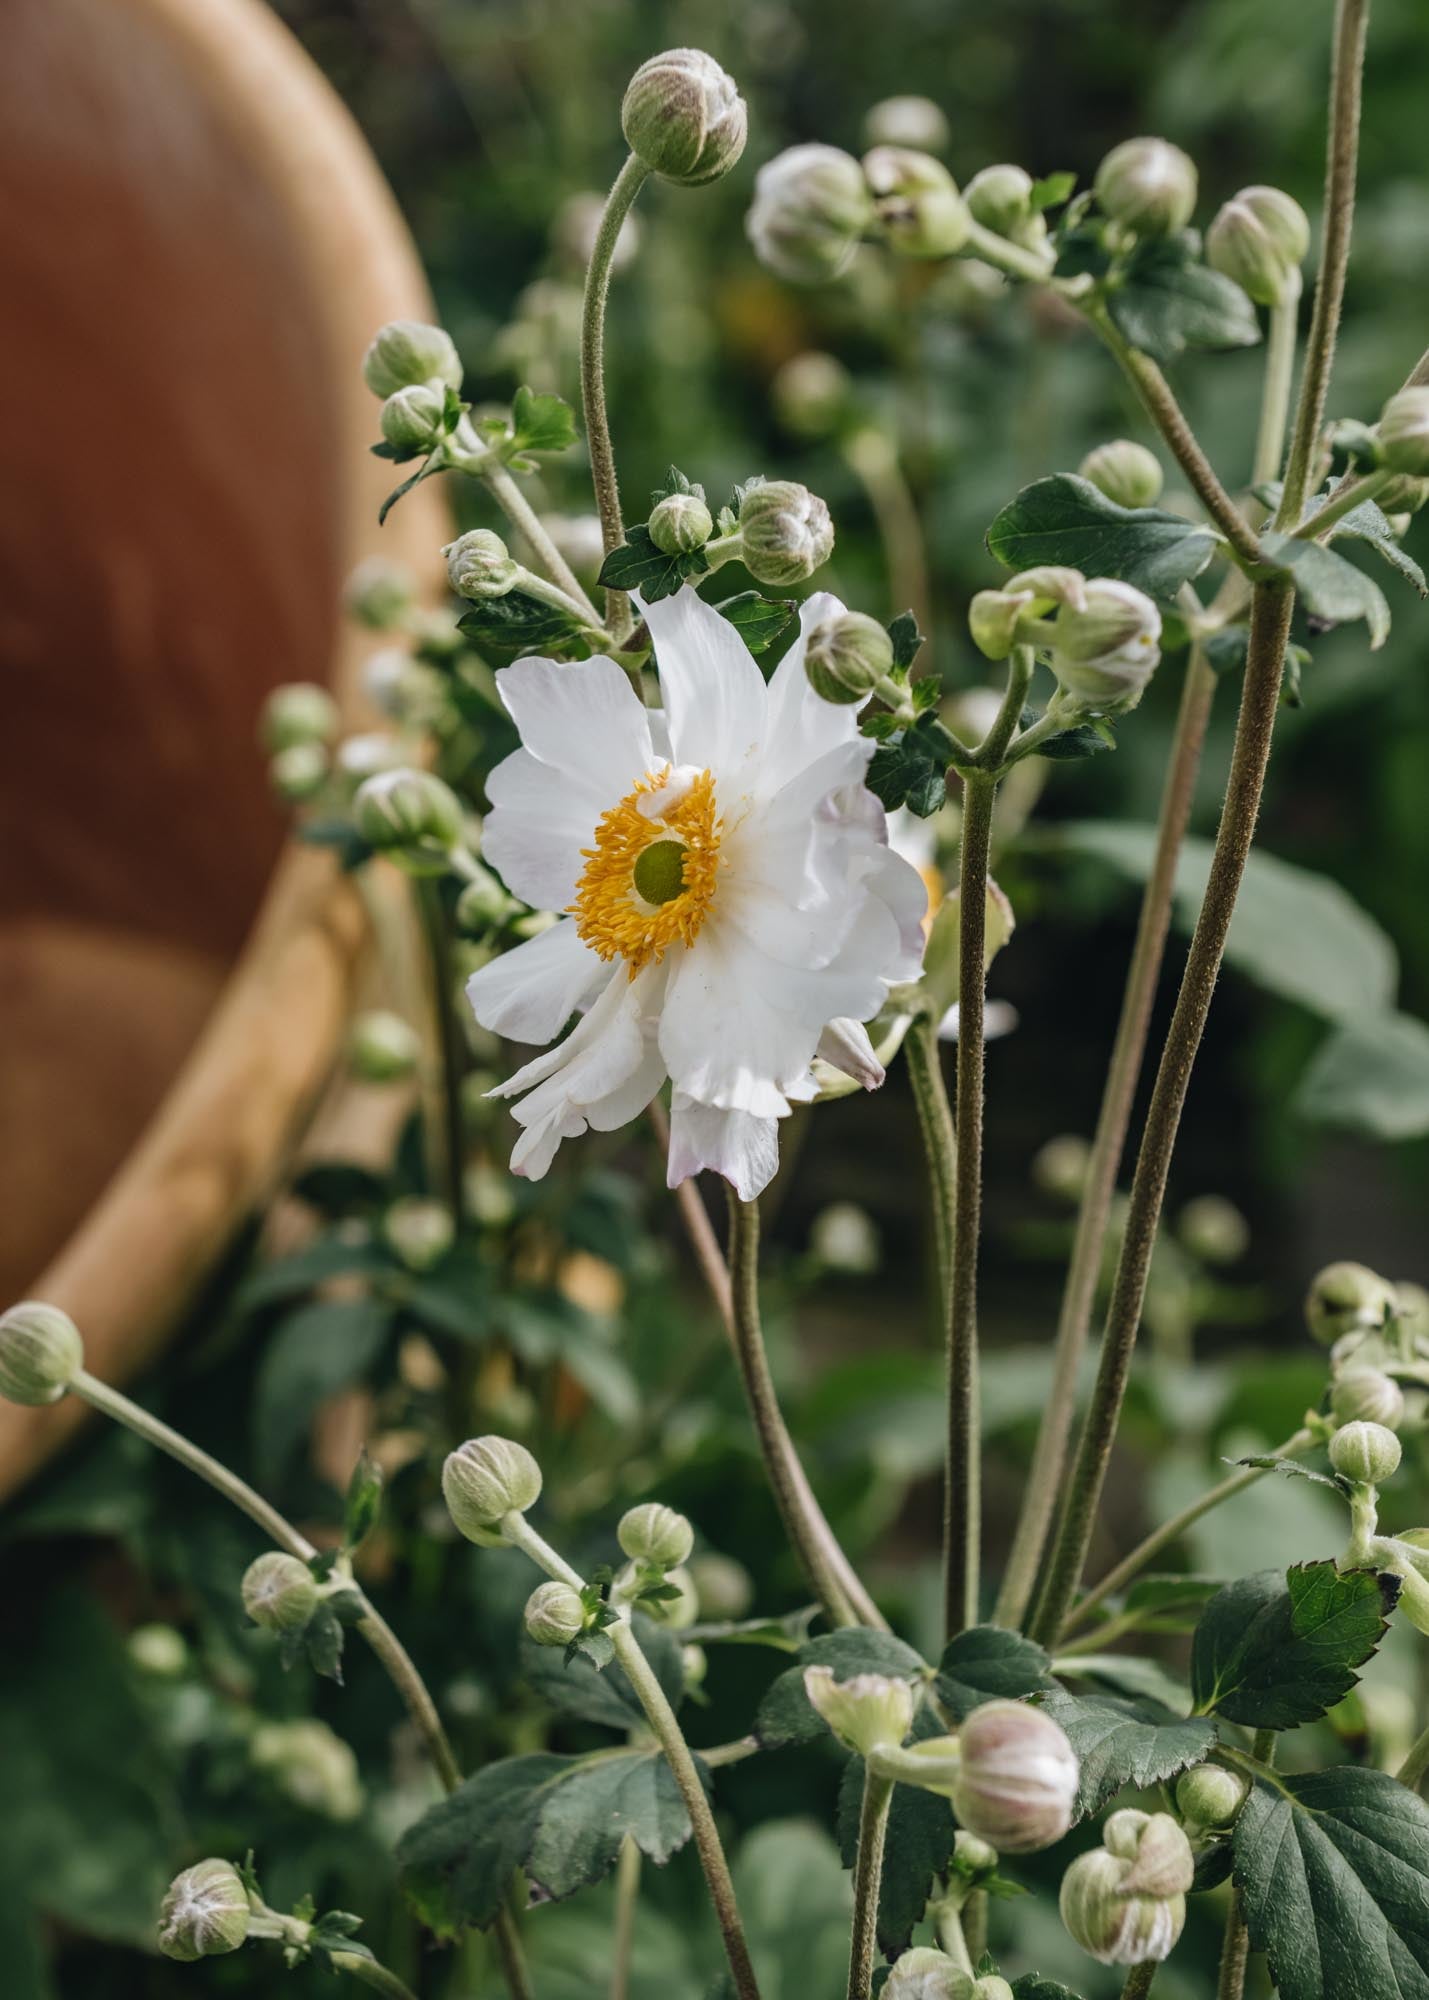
[5,1,1429,1996]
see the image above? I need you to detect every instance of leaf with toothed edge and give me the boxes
[1037,1690,1215,1819]
[1189,1561,1397,1728]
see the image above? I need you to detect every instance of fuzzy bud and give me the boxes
[1378,389,1429,478]
[804,611,893,704]
[269,742,329,802]
[157,1860,251,1962]
[618,1502,695,1569]
[864,147,971,259]
[241,1551,320,1633]
[1175,1763,1249,1833]
[1102,1809,1194,1897]
[524,1580,587,1647]
[1049,579,1161,711]
[348,1009,421,1085]
[965,163,1037,238]
[1079,439,1164,510]
[803,1665,916,1756]
[259,681,339,754]
[737,480,835,586]
[383,1196,456,1272]
[968,588,1033,662]
[1376,473,1429,515]
[1033,1134,1092,1203]
[772,352,851,439]
[445,528,518,601]
[0,1300,84,1405]
[947,1700,1078,1852]
[622,49,746,186]
[688,1552,754,1619]
[354,768,465,874]
[1095,137,1197,236]
[746,144,873,284]
[380,382,450,452]
[1177,1193,1249,1265]
[648,491,714,555]
[1331,1368,1406,1430]
[443,1435,542,1540]
[1206,186,1310,307]
[1305,1261,1397,1346]
[863,97,950,155]
[455,865,513,933]
[363,320,462,399]
[1060,1842,1187,1967]
[953,1829,1001,1876]
[345,556,415,632]
[1330,1419,1402,1485]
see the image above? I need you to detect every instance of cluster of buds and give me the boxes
[259,681,341,803]
[0,1300,84,1406]
[363,319,465,457]
[746,138,969,281]
[970,567,1162,717]
[353,767,467,876]
[1060,1809,1193,1966]
[886,1953,1011,2000]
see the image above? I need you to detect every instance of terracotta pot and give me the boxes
[0,0,448,1495]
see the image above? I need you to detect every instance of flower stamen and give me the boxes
[570,767,722,974]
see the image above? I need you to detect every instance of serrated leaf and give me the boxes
[1234,1763,1429,1999]
[519,1614,685,1730]
[1233,1455,1350,1495]
[1189,1562,1396,1728]
[836,1711,954,1955]
[934,1626,1055,1720]
[1034,718,1115,760]
[1323,491,1427,597]
[986,474,1218,599]
[253,1296,394,1486]
[1038,1692,1215,1818]
[456,589,591,662]
[1257,532,1391,647]
[866,714,951,818]
[755,1629,927,1750]
[713,591,796,654]
[1123,1573,1226,1617]
[598,525,711,602]
[1056,1653,1194,1710]
[1107,231,1261,364]
[510,385,577,456]
[887,611,925,670]
[1296,1011,1429,1141]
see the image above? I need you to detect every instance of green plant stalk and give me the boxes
[416,878,468,1234]
[331,1954,422,1999]
[1122,1967,1158,2000]
[609,1835,642,2000]
[581,150,652,639]
[485,464,603,623]
[933,1896,975,1974]
[961,218,1056,284]
[1297,464,1393,539]
[904,1009,956,1309]
[842,426,932,638]
[1029,578,1296,1646]
[1253,280,1302,490]
[1216,1729,1276,2000]
[845,1768,894,2000]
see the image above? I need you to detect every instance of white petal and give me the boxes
[481,747,602,910]
[639,587,768,790]
[496,971,665,1179]
[667,1096,780,1201]
[465,921,606,1046]
[496,654,654,790]
[866,844,929,980]
[816,1018,885,1090]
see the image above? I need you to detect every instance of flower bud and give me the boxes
[158,1860,251,1961]
[618,1502,695,1569]
[455,865,514,933]
[948,1700,1078,1853]
[1177,1193,1249,1265]
[1102,1810,1194,1897]
[803,1665,916,1756]
[968,588,1034,662]
[621,49,747,187]
[443,1435,543,1540]
[1305,1261,1397,1346]
[336,731,404,786]
[1377,473,1429,515]
[1206,186,1310,307]
[1330,1419,1402,1484]
[688,1552,754,1619]
[345,556,415,632]
[863,97,950,156]
[1175,1762,1249,1833]
[0,1300,83,1405]
[884,1948,963,2000]
[259,681,339,753]
[682,1642,708,1689]
[1095,137,1197,236]
[524,1580,586,1647]
[348,1009,421,1085]
[1397,1281,1429,1344]
[269,742,329,802]
[251,1717,363,1820]
[1049,579,1161,711]
[864,147,971,259]
[130,1623,189,1676]
[241,1551,320,1633]
[1378,388,1429,478]
[445,528,518,601]
[1033,1134,1092,1203]
[737,480,835,586]
[1331,1368,1405,1430]
[383,1196,456,1272]
[746,145,873,285]
[772,351,851,439]
[354,768,466,874]
[964,163,1036,237]
[1060,1843,1186,1966]
[952,1829,1000,1876]
[1079,439,1165,510]
[363,320,462,399]
[804,611,893,704]
[648,491,713,555]
[809,1201,881,1275]
[380,382,450,452]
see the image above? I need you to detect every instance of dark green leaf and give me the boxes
[837,1712,955,1955]
[866,714,951,818]
[1033,718,1115,761]
[343,1448,383,1552]
[1296,1011,1429,1141]
[510,385,578,455]
[934,1625,1056,1720]
[598,525,710,602]
[887,611,925,670]
[1323,491,1427,597]
[986,474,1218,598]
[1189,1562,1395,1728]
[234,1234,389,1315]
[525,1750,695,1897]
[756,1628,928,1750]
[519,1614,685,1730]
[377,447,446,526]
[1256,532,1391,647]
[253,1296,394,1485]
[457,589,591,662]
[1038,1691,1216,1818]
[713,591,796,653]
[1012,1980,1088,2000]
[1107,231,1261,364]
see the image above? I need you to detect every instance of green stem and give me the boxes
[416,879,467,1233]
[331,1954,422,1999]
[904,1010,956,1310]
[1029,579,1296,1646]
[1297,464,1392,539]
[581,151,652,640]
[842,427,933,637]
[484,464,602,624]
[845,1769,894,2000]
[609,1835,641,2000]
[932,1897,974,1973]
[1253,279,1302,489]
[1121,1967,1158,2000]
[995,646,1217,1630]
[962,218,1056,284]
[513,564,611,634]
[1397,1719,1429,1791]
[1216,1889,1252,2000]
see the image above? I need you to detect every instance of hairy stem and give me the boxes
[416,879,467,1233]
[846,1769,895,2000]
[843,426,932,638]
[1122,1968,1158,2000]
[904,1009,957,1309]
[1216,1889,1252,2000]
[581,151,652,639]
[483,464,601,623]
[609,1836,642,2000]
[331,1954,421,1999]
[1253,280,1303,489]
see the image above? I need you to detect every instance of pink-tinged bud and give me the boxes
[949,1699,1078,1853]
[1102,1808,1194,1897]
[1060,1843,1186,1966]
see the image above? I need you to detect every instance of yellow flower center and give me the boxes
[569,767,722,976]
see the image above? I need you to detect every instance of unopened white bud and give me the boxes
[622,49,747,186]
[1206,186,1310,307]
[1050,579,1161,712]
[380,382,450,452]
[1095,137,1198,236]
[443,1435,542,1540]
[803,1665,916,1756]
[1060,1823,1188,1966]
[260,682,339,753]
[864,147,971,259]
[968,587,1034,661]
[158,1860,251,1961]
[241,1551,319,1633]
[1331,1369,1405,1430]
[363,320,462,399]
[863,97,950,156]
[1103,1809,1194,1897]
[883,1949,970,2000]
[1379,388,1429,478]
[445,528,518,601]
[746,145,873,285]
[348,1010,421,1084]
[1330,1419,1401,1485]
[1175,1762,1249,1833]
[1305,1261,1397,1346]
[0,1300,84,1405]
[619,1502,695,1569]
[355,768,466,874]
[965,163,1037,238]
[737,480,835,585]
[649,491,713,555]
[805,611,893,703]
[948,1700,1079,1853]
[1079,439,1164,510]
[524,1580,586,1646]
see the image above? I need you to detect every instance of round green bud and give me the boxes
[1378,388,1429,478]
[1206,186,1310,307]
[746,144,873,285]
[348,1009,421,1085]
[884,1947,968,2000]
[804,611,893,704]
[455,865,513,934]
[1175,1762,1249,1833]
[809,1200,881,1274]
[1376,473,1429,515]
[618,1502,695,1569]
[648,491,714,555]
[964,163,1035,237]
[953,1829,1001,1875]
[863,96,950,156]
[1050,578,1161,711]
[772,351,851,440]
[682,1642,708,1690]
[443,1435,542,1540]
[344,556,416,632]
[621,48,747,187]
[157,1860,251,1962]
[687,1551,754,1619]
[524,1580,586,1647]
[1095,136,1198,236]
[129,1622,189,1676]
[383,1196,456,1272]
[1331,1368,1405,1430]
[1102,1809,1194,1897]
[948,1699,1079,1853]
[380,382,450,452]
[1079,439,1164,510]
[737,479,835,586]
[241,1551,320,1633]
[864,146,971,259]
[259,681,339,753]
[803,1665,916,1756]
[0,1300,83,1405]
[354,768,465,874]
[1177,1193,1250,1265]
[445,528,518,602]
[363,320,462,399]
[968,587,1034,662]
[1305,1260,1397,1346]
[1060,1844,1186,1966]
[1033,1134,1092,1203]
[269,742,329,803]
[1330,1418,1402,1485]
[250,1717,363,1821]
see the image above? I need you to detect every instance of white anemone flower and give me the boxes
[465,585,926,1199]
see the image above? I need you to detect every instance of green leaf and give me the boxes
[253,1296,394,1485]
[1034,718,1115,761]
[1056,1654,1195,1712]
[1234,1763,1429,1999]
[343,1447,383,1552]
[1257,532,1391,647]
[598,525,710,602]
[755,1628,928,1750]
[1189,1562,1395,1728]
[887,611,925,670]
[510,385,578,456]
[1123,1573,1226,1618]
[235,1233,389,1314]
[377,445,447,526]
[1057,822,1399,1024]
[457,589,591,662]
[713,591,796,654]
[1323,491,1427,597]
[731,1821,853,1998]
[519,1614,685,1730]
[866,713,952,817]
[837,1712,955,1955]
[1029,171,1076,213]
[934,1626,1056,1720]
[1107,231,1261,364]
[1012,1980,1088,2000]
[685,1607,820,1652]
[1039,1691,1214,1817]
[1296,1011,1429,1141]
[985,474,1218,599]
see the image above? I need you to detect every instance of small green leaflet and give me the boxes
[509,385,577,458]
[887,610,925,670]
[1037,1691,1215,1819]
[1325,490,1427,597]
[1189,1561,1396,1728]
[985,474,1218,599]
[598,525,711,602]
[755,1627,928,1750]
[934,1625,1056,1720]
[1255,531,1391,647]
[342,1448,383,1553]
[457,590,592,662]
[713,591,796,654]
[1029,171,1076,214]
[866,713,953,818]
[1106,230,1261,365]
